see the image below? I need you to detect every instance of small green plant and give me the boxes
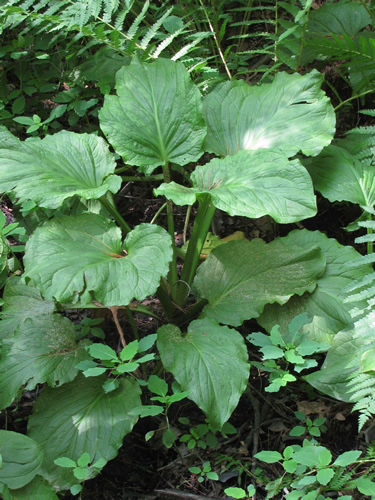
[189,461,219,483]
[74,317,105,340]
[248,315,329,393]
[179,417,236,450]
[13,108,67,135]
[255,440,375,499]
[289,411,327,439]
[224,485,256,499]
[77,335,158,393]
[128,374,189,449]
[54,452,107,496]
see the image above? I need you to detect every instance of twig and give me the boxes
[155,490,222,500]
[246,393,261,460]
[110,306,126,347]
[197,0,232,80]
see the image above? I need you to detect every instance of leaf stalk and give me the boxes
[99,195,131,235]
[176,195,216,305]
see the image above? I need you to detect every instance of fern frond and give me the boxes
[126,0,149,41]
[171,32,212,61]
[1,0,215,65]
[348,372,375,430]
[345,284,375,303]
[344,272,375,295]
[103,0,120,23]
[348,372,375,395]
[354,233,375,244]
[347,126,375,136]
[329,468,355,491]
[152,24,187,58]
[139,6,172,50]
[347,253,375,268]
[360,110,375,117]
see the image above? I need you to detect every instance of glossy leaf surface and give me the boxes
[100,58,206,167]
[24,215,173,305]
[0,431,43,489]
[203,70,335,157]
[0,128,121,209]
[155,149,316,223]
[157,318,249,428]
[28,375,141,489]
[258,230,371,343]
[193,237,325,327]
[0,315,90,409]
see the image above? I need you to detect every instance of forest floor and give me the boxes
[4,191,366,500]
[3,79,374,500]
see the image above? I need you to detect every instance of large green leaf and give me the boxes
[306,329,375,401]
[157,318,250,428]
[192,237,325,327]
[203,70,335,157]
[0,235,9,288]
[307,0,370,39]
[0,314,90,409]
[7,476,59,500]
[0,277,55,340]
[155,149,316,223]
[99,58,206,167]
[0,431,43,489]
[258,230,372,344]
[27,375,141,489]
[24,214,173,306]
[0,235,8,272]
[305,144,375,207]
[0,128,121,209]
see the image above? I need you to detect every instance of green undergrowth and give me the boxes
[0,1,375,498]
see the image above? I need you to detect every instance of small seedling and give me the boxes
[76,334,158,392]
[179,417,236,450]
[129,376,189,448]
[54,452,107,496]
[189,461,219,483]
[254,440,375,498]
[289,411,327,438]
[247,314,329,393]
[74,317,105,340]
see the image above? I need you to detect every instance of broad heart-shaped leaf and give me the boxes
[193,237,325,327]
[203,70,335,157]
[0,314,90,410]
[99,58,206,167]
[0,277,55,340]
[0,430,43,489]
[155,149,316,223]
[157,318,250,428]
[305,144,375,207]
[0,127,121,209]
[24,214,173,306]
[258,230,372,344]
[27,375,141,490]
